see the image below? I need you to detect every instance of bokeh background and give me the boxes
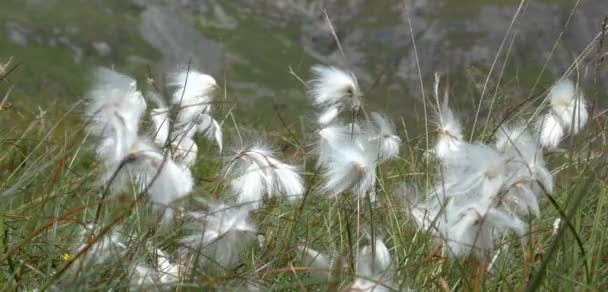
[1,0,607,129]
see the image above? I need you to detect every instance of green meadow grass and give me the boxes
[1,51,607,291]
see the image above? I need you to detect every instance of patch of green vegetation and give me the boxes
[352,1,402,29]
[197,3,315,92]
[446,31,486,49]
[0,39,89,105]
[0,0,159,105]
[193,2,318,128]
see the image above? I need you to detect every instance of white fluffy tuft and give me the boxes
[180,203,256,269]
[226,144,304,208]
[308,65,361,110]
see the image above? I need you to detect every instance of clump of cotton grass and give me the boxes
[298,238,396,291]
[433,106,463,160]
[318,130,377,198]
[308,65,361,126]
[149,69,222,168]
[411,106,550,259]
[223,143,304,209]
[347,237,394,292]
[85,68,146,170]
[434,143,526,258]
[496,125,554,217]
[84,68,194,218]
[130,248,180,290]
[171,70,222,151]
[317,119,400,198]
[297,244,335,281]
[307,65,400,199]
[536,79,589,149]
[179,201,256,270]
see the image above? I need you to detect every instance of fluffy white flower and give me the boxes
[150,108,170,146]
[172,136,198,168]
[440,202,525,258]
[226,144,304,208]
[85,68,147,164]
[170,70,216,114]
[357,238,391,277]
[414,136,538,259]
[156,249,180,284]
[440,143,507,203]
[316,116,399,198]
[318,105,341,126]
[170,70,222,151]
[129,249,180,290]
[103,140,193,216]
[366,112,401,160]
[536,113,564,149]
[84,69,193,220]
[297,244,334,281]
[180,203,256,269]
[347,238,394,292]
[548,79,588,134]
[198,114,223,152]
[308,65,361,111]
[434,107,463,160]
[317,123,360,166]
[319,140,377,198]
[497,126,553,217]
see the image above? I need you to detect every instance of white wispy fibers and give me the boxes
[496,125,553,217]
[439,201,525,259]
[85,68,147,164]
[170,70,217,117]
[85,69,194,218]
[347,238,394,292]
[412,139,535,259]
[170,69,222,151]
[434,107,463,160]
[308,65,361,109]
[180,202,256,269]
[172,136,198,168]
[298,238,397,291]
[440,143,507,203]
[130,249,180,289]
[536,79,589,148]
[150,108,170,146]
[316,123,360,166]
[410,205,437,233]
[225,144,304,208]
[70,225,126,271]
[366,112,401,160]
[316,115,399,198]
[155,249,180,285]
[318,105,341,126]
[198,113,223,152]
[297,244,334,281]
[113,141,193,214]
[548,79,588,134]
[536,113,564,149]
[319,139,378,198]
[308,65,361,126]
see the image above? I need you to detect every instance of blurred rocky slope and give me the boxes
[1,0,607,124]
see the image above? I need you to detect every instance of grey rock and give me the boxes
[139,5,224,74]
[6,22,29,46]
